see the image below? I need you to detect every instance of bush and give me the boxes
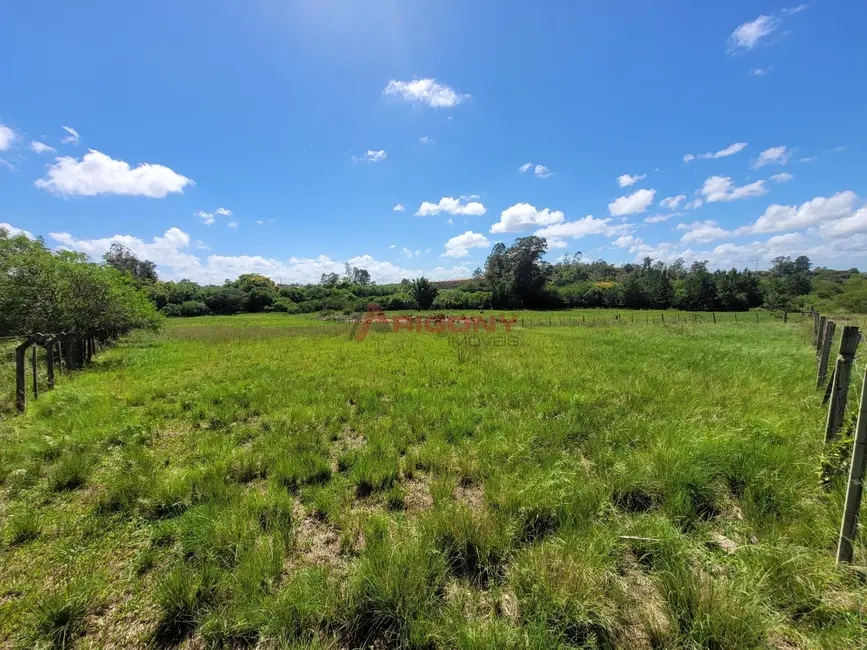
[432,289,491,310]
[179,301,210,317]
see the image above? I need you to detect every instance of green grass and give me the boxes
[0,311,865,648]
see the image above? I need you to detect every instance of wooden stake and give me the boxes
[712,312,716,324]
[816,316,827,356]
[784,311,788,323]
[817,320,836,388]
[824,326,861,444]
[837,365,867,564]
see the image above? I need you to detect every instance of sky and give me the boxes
[1,0,866,284]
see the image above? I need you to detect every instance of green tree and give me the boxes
[410,277,438,309]
[103,243,158,284]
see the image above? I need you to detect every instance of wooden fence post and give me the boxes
[817,320,836,388]
[31,345,38,399]
[784,311,788,323]
[816,316,828,355]
[734,312,738,323]
[712,312,716,324]
[836,365,867,564]
[15,342,28,413]
[824,326,861,444]
[46,340,55,389]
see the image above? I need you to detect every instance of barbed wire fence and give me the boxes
[811,310,867,564]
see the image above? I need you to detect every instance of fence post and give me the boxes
[755,312,759,324]
[31,345,38,399]
[824,326,861,444]
[784,311,788,323]
[817,320,836,388]
[712,312,716,324]
[734,312,738,323]
[836,365,867,564]
[46,340,55,389]
[15,342,28,413]
[816,316,828,356]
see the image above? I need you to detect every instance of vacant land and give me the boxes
[1,313,864,649]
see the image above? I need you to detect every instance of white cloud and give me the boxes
[389,244,396,249]
[35,149,193,198]
[401,247,422,259]
[227,221,238,229]
[60,126,80,145]
[518,162,553,178]
[547,238,569,249]
[0,125,17,151]
[771,172,793,183]
[255,220,264,225]
[419,136,433,144]
[0,159,14,171]
[645,211,683,224]
[660,194,686,210]
[676,220,731,244]
[444,231,490,258]
[740,191,860,235]
[383,78,469,108]
[490,203,565,233]
[446,218,453,225]
[685,198,703,211]
[750,68,770,76]
[535,215,630,241]
[728,15,780,52]
[683,142,747,163]
[393,204,405,212]
[416,196,486,217]
[355,149,387,163]
[612,234,643,249]
[30,141,56,154]
[798,156,818,163]
[617,173,646,188]
[215,207,233,216]
[608,188,656,216]
[700,176,767,203]
[194,240,210,250]
[0,222,34,239]
[782,4,808,15]
[753,146,791,168]
[47,226,470,284]
[819,207,867,239]
[195,210,215,225]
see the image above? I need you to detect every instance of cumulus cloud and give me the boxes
[683,142,747,163]
[30,141,56,154]
[753,146,791,168]
[751,68,771,76]
[612,234,643,249]
[490,203,565,233]
[617,173,646,188]
[535,215,630,241]
[35,149,193,198]
[215,207,233,216]
[195,210,215,225]
[0,222,34,239]
[419,136,434,144]
[728,15,780,52]
[393,204,405,212]
[383,78,469,108]
[0,125,17,150]
[354,150,387,163]
[819,207,867,239]
[416,196,486,217]
[401,247,421,259]
[676,220,732,244]
[739,191,860,235]
[444,231,490,258]
[227,222,238,229]
[660,194,686,210]
[700,176,767,203]
[771,173,793,183]
[685,198,703,210]
[608,188,656,216]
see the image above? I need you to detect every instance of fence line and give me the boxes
[811,309,867,564]
[7,329,124,414]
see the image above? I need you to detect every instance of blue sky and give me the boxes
[1,0,865,284]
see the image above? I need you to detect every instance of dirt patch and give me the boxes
[328,427,366,472]
[403,473,433,512]
[616,553,671,649]
[287,501,344,571]
[454,481,484,510]
[708,532,738,555]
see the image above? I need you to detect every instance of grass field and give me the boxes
[1,312,865,649]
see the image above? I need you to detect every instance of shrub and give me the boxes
[6,510,41,545]
[179,300,209,317]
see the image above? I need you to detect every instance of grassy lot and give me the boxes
[1,312,865,648]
